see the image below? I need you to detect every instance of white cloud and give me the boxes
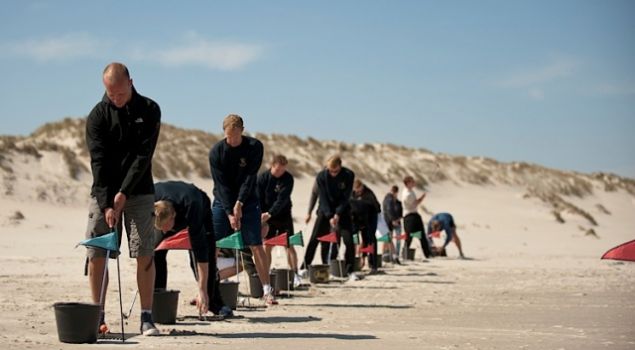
[497,57,580,88]
[527,88,545,100]
[2,32,109,62]
[131,34,264,71]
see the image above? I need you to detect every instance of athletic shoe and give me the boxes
[348,272,361,282]
[140,313,160,336]
[293,274,302,288]
[219,305,233,317]
[297,269,308,278]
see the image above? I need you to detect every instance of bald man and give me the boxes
[84,62,161,336]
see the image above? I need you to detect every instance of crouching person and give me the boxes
[153,181,232,318]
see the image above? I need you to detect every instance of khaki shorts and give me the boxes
[85,194,156,259]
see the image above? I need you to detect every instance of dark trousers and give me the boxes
[404,213,432,258]
[155,233,225,314]
[302,212,355,273]
[355,215,378,270]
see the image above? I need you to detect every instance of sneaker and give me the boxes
[140,313,160,336]
[297,269,308,278]
[293,274,302,288]
[348,272,361,282]
[219,305,233,317]
[394,258,402,265]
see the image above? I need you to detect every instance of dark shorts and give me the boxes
[212,199,262,246]
[265,214,294,239]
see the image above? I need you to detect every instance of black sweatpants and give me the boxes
[403,213,432,258]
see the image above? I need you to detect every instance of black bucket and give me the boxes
[309,264,330,283]
[152,289,179,324]
[249,273,276,298]
[402,248,416,260]
[272,269,295,291]
[53,302,100,343]
[329,259,348,277]
[219,282,239,310]
[353,257,363,271]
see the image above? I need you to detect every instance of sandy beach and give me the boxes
[0,176,633,350]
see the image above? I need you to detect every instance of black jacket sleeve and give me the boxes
[209,144,235,216]
[120,103,161,196]
[307,179,319,215]
[237,140,263,204]
[86,107,110,211]
[334,170,354,216]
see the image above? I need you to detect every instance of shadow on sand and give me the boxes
[246,315,322,324]
[287,303,412,309]
[215,332,376,340]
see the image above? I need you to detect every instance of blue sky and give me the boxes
[1,1,634,177]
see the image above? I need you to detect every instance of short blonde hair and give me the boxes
[223,114,244,131]
[325,154,342,169]
[154,200,175,230]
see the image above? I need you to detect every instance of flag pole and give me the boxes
[115,252,125,342]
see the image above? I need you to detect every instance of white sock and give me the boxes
[141,309,152,315]
[263,284,273,295]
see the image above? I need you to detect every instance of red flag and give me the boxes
[317,231,338,243]
[155,229,192,251]
[429,231,442,238]
[601,239,635,262]
[264,232,289,247]
[395,233,408,240]
[359,244,375,254]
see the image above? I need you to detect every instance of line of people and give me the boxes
[82,62,464,337]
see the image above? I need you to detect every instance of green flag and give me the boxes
[377,233,391,243]
[289,231,304,247]
[352,233,360,245]
[410,231,423,239]
[77,231,119,252]
[216,231,245,250]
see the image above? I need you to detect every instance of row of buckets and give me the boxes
[53,268,297,343]
[54,249,418,343]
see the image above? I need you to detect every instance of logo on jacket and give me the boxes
[275,183,282,193]
[239,158,247,167]
[338,182,346,190]
[134,117,144,123]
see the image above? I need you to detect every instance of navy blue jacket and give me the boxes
[209,135,263,215]
[257,170,294,219]
[155,181,213,263]
[316,167,355,219]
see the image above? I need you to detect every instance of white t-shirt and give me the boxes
[401,187,418,216]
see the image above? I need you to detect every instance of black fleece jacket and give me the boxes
[86,87,161,211]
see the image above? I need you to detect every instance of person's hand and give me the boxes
[329,214,339,228]
[196,291,209,316]
[113,192,127,214]
[304,213,312,224]
[229,214,241,231]
[233,201,243,222]
[418,192,426,202]
[261,212,271,223]
[104,208,119,228]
